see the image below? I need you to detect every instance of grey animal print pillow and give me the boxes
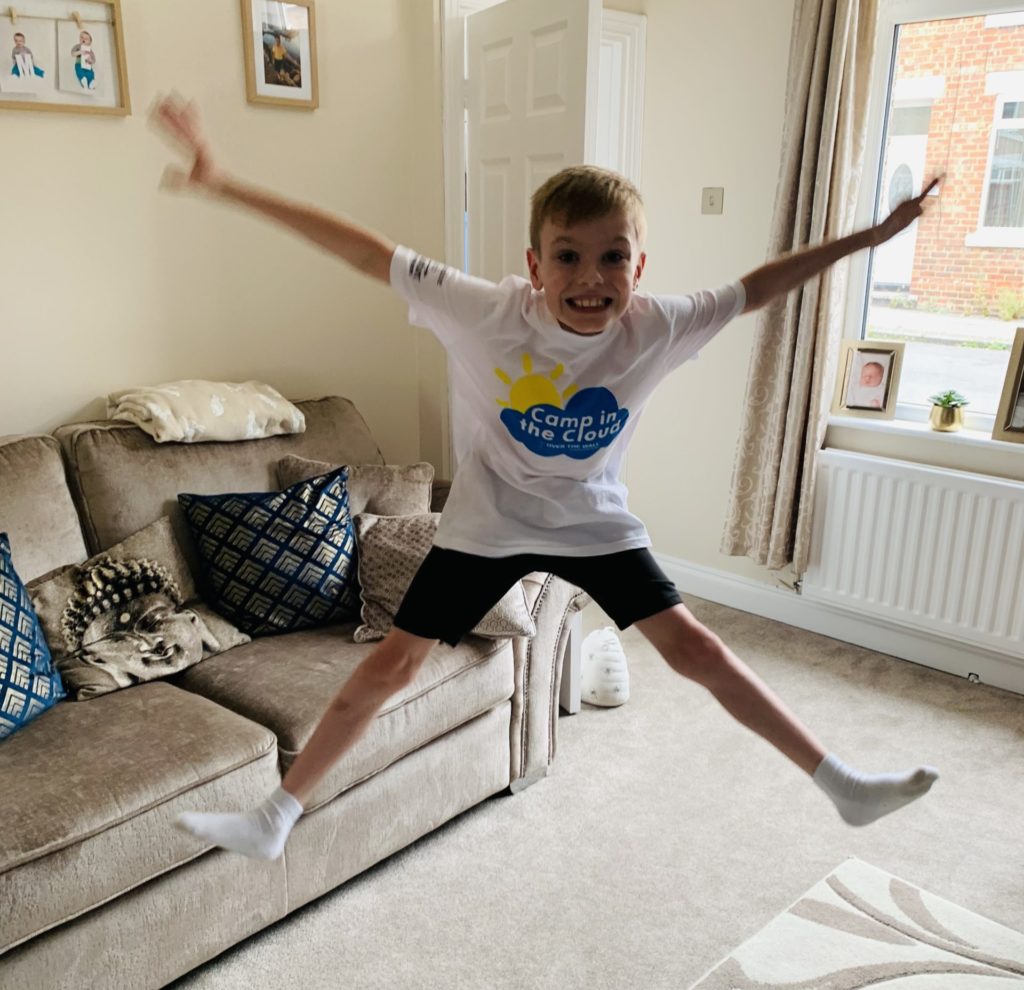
[352,512,536,643]
[28,517,249,700]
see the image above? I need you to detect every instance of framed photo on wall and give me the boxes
[0,0,129,115]
[831,340,905,420]
[992,327,1024,444]
[241,0,318,110]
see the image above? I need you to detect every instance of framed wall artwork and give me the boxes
[992,327,1024,444]
[0,0,129,115]
[831,340,905,421]
[241,0,318,110]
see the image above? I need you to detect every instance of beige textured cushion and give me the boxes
[353,512,536,643]
[277,455,433,516]
[107,380,305,443]
[28,517,249,699]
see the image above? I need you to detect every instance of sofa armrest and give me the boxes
[430,479,452,513]
[508,572,591,792]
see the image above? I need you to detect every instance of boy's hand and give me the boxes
[150,93,223,193]
[872,175,941,246]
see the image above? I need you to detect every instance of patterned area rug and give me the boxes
[689,858,1024,989]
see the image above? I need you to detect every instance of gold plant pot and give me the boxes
[930,405,964,432]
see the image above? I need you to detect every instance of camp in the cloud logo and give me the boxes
[495,354,629,460]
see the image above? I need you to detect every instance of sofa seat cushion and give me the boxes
[0,682,279,953]
[172,625,515,810]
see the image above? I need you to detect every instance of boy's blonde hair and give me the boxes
[529,165,646,254]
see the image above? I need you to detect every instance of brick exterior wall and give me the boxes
[891,15,1024,315]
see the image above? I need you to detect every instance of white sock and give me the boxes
[813,754,939,826]
[176,786,303,860]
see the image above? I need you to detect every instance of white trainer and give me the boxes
[581,626,629,707]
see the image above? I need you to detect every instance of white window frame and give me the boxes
[844,0,1024,435]
[966,78,1024,247]
[985,10,1024,26]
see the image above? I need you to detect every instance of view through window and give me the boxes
[864,10,1024,417]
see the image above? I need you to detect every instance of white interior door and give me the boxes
[466,0,602,281]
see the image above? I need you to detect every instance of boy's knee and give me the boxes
[662,625,725,685]
[358,633,433,695]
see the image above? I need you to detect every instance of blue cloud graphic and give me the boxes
[499,387,630,459]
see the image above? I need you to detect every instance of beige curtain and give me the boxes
[720,0,879,575]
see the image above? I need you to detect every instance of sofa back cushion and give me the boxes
[53,397,383,568]
[0,435,88,582]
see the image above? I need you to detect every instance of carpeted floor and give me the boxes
[168,596,1024,990]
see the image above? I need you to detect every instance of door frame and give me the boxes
[441,0,502,273]
[597,9,646,185]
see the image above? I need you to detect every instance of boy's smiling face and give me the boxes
[526,209,646,336]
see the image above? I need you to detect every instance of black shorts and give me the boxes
[393,546,682,647]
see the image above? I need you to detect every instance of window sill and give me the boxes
[826,414,1017,449]
[965,228,1024,249]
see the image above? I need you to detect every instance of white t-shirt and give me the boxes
[390,246,745,557]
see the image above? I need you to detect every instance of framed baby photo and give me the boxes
[831,340,905,420]
[992,327,1024,444]
[0,0,130,115]
[241,0,319,110]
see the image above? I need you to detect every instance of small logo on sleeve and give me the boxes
[409,254,448,287]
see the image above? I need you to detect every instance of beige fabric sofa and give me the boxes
[0,396,587,989]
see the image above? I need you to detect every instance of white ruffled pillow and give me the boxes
[107,380,305,443]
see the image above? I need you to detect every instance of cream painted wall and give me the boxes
[617,0,798,587]
[0,0,448,469]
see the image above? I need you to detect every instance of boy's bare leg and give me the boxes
[634,604,938,826]
[281,630,438,804]
[176,629,437,858]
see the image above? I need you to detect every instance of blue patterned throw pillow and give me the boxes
[1,533,66,739]
[178,468,360,636]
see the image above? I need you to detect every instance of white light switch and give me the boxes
[701,187,724,215]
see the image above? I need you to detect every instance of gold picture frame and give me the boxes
[0,0,130,115]
[992,327,1024,444]
[831,340,905,421]
[241,0,318,110]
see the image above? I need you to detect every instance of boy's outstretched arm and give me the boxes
[151,94,395,283]
[739,177,940,313]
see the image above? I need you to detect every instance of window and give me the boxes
[982,97,1024,228]
[852,4,1024,426]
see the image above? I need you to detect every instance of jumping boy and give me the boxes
[153,94,939,861]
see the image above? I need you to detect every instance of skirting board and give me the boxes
[655,552,1024,698]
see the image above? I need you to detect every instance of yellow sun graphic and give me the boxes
[495,354,578,412]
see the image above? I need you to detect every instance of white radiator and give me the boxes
[803,450,1024,660]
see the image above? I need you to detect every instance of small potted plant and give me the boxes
[928,388,969,432]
